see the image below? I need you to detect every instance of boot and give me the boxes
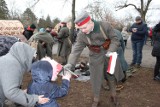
[108,80,120,107]
[110,96,120,107]
[92,96,99,107]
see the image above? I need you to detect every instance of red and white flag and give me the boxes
[49,59,63,80]
[106,52,118,75]
[41,57,78,80]
[41,57,62,80]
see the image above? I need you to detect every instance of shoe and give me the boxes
[154,76,160,81]
[126,70,133,78]
[116,85,124,91]
[135,64,141,68]
[92,97,99,107]
[130,63,135,67]
[110,96,120,107]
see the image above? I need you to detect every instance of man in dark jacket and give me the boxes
[23,24,36,40]
[129,16,147,68]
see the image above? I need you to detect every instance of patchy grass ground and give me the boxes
[20,67,160,107]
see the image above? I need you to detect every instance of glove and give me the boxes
[105,51,112,57]
[64,64,75,71]
[62,70,72,81]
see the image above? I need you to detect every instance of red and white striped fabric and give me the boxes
[106,52,118,75]
[41,57,63,81]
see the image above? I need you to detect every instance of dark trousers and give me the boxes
[131,40,144,64]
[124,40,127,47]
[154,56,160,77]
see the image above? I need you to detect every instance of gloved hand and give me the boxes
[105,51,112,57]
[64,64,75,71]
[62,71,72,81]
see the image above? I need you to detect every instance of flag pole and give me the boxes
[64,68,79,78]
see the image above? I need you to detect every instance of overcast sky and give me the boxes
[5,0,160,26]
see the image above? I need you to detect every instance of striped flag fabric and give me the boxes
[106,52,118,75]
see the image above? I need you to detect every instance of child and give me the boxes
[27,60,71,107]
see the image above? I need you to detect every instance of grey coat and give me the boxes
[57,26,72,56]
[0,42,38,106]
[68,21,123,96]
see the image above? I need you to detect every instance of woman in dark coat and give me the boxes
[152,22,160,80]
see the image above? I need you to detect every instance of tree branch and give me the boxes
[31,0,40,8]
[116,3,140,12]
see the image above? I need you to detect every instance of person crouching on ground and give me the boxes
[27,58,71,107]
[0,42,49,107]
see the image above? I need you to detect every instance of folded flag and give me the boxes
[107,52,118,75]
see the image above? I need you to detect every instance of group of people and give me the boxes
[0,10,160,107]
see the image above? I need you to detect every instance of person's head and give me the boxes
[39,28,45,33]
[45,26,52,33]
[135,16,142,24]
[31,60,53,83]
[154,22,160,32]
[9,42,37,72]
[41,57,59,81]
[30,24,36,31]
[75,11,94,34]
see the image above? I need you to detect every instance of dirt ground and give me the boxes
[21,66,160,107]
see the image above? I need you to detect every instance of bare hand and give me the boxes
[38,95,49,104]
[23,89,27,93]
[132,28,137,32]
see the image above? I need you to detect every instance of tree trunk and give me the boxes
[70,0,76,43]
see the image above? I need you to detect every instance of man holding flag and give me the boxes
[64,11,124,107]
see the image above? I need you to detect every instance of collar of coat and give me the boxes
[92,20,100,33]
[86,20,100,37]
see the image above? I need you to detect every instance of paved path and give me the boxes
[52,39,155,68]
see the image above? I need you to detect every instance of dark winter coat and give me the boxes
[23,29,34,40]
[57,26,72,56]
[114,29,129,71]
[129,22,147,41]
[0,36,19,56]
[152,32,160,57]
[29,32,54,59]
[27,60,70,107]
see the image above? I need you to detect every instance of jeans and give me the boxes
[154,56,160,77]
[131,40,144,64]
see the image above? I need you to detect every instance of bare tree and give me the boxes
[115,0,155,22]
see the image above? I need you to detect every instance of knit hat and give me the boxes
[74,11,91,26]
[30,24,36,29]
[135,16,142,21]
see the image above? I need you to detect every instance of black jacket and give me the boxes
[129,22,147,41]
[152,32,160,57]
[23,29,34,40]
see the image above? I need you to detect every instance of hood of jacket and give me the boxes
[31,60,53,83]
[9,42,36,72]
